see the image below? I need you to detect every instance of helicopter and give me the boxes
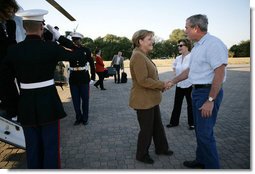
[45,0,76,21]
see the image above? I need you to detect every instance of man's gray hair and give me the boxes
[187,14,208,32]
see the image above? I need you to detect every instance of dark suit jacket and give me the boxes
[1,35,84,126]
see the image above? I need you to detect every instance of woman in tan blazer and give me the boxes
[129,30,173,164]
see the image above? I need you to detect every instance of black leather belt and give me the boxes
[192,84,211,89]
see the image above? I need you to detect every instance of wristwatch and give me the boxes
[208,96,214,102]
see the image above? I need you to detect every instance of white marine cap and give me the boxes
[16,9,48,21]
[71,32,84,39]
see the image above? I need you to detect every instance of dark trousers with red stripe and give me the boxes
[23,120,60,169]
[70,83,90,122]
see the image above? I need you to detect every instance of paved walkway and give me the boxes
[0,64,250,169]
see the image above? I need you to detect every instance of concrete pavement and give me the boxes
[0,64,250,169]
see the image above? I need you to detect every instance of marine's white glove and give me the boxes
[46,24,60,40]
[89,80,95,85]
[12,116,18,122]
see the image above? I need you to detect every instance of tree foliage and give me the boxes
[81,34,132,61]
[150,40,177,59]
[77,29,249,60]
[229,40,250,57]
[169,29,186,44]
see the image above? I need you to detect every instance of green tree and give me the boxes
[150,42,164,58]
[102,34,120,60]
[94,37,105,55]
[117,37,132,59]
[164,40,178,58]
[169,29,186,44]
[81,37,95,51]
[93,34,132,60]
[229,40,250,57]
[149,40,177,59]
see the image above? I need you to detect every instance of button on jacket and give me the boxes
[1,35,84,126]
[69,46,95,85]
[129,48,164,110]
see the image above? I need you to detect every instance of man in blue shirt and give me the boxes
[169,14,228,169]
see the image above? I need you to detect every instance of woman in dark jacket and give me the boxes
[0,0,20,118]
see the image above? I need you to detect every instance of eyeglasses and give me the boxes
[178,44,185,47]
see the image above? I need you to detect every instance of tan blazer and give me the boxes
[129,48,164,109]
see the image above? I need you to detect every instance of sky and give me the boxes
[15,0,250,48]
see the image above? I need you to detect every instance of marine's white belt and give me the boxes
[20,79,54,89]
[69,66,87,71]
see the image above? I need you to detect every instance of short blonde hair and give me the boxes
[132,29,154,48]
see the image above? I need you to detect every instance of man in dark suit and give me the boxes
[68,32,95,126]
[111,51,124,83]
[0,0,19,119]
[1,9,84,169]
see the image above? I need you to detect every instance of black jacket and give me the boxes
[1,35,84,126]
[69,46,95,85]
[0,20,19,117]
[0,20,16,62]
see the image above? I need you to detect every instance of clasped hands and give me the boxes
[162,80,175,92]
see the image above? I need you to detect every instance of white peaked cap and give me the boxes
[71,32,84,39]
[16,9,48,21]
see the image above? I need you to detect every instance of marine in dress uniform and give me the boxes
[0,0,19,119]
[0,9,85,169]
[69,32,96,126]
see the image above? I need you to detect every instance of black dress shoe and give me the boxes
[73,120,81,126]
[166,124,178,128]
[101,88,106,90]
[183,160,205,169]
[156,150,174,156]
[94,84,99,89]
[136,155,154,164]
[82,121,88,125]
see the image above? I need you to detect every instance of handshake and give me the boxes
[162,80,175,92]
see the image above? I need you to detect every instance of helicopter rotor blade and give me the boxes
[45,0,76,21]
